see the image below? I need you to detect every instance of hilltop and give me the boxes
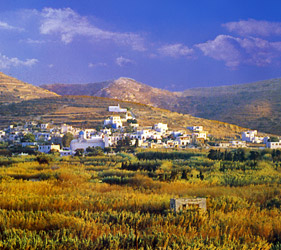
[41,77,177,109]
[0,72,59,104]
[0,95,246,139]
[41,77,281,135]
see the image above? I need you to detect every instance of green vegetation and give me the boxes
[0,148,280,249]
[21,133,35,142]
[62,132,74,147]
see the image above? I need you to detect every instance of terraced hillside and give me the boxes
[41,77,281,135]
[0,72,59,104]
[0,96,246,139]
[175,78,281,135]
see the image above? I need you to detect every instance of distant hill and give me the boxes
[0,95,246,139]
[174,79,281,135]
[41,81,110,96]
[0,72,59,104]
[41,77,281,135]
[41,77,178,109]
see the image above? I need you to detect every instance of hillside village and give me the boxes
[0,104,280,156]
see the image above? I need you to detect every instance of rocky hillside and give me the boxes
[0,72,59,104]
[41,81,110,96]
[41,77,178,109]
[40,77,281,135]
[0,95,246,139]
[174,78,281,135]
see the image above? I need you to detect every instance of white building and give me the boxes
[59,150,72,156]
[61,124,74,134]
[108,104,127,113]
[176,136,191,147]
[266,140,281,149]
[136,129,153,140]
[154,123,168,133]
[35,132,51,141]
[70,131,111,152]
[242,130,257,142]
[38,144,60,153]
[230,140,247,148]
[104,116,123,129]
[40,123,49,130]
[25,121,38,128]
[192,130,207,140]
[189,126,203,132]
[0,130,5,141]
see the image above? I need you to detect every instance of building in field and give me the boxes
[170,198,207,212]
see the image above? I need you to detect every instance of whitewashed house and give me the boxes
[104,116,123,129]
[35,132,51,142]
[242,130,257,142]
[176,135,191,147]
[38,144,60,153]
[154,123,168,133]
[192,130,207,140]
[265,137,281,149]
[108,104,127,113]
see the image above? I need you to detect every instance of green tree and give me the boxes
[62,132,74,147]
[86,146,104,156]
[74,148,84,157]
[269,137,279,142]
[21,133,35,142]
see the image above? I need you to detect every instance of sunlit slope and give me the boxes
[0,72,59,104]
[0,95,246,138]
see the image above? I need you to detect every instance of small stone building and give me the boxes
[170,198,207,212]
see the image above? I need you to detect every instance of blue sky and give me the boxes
[1,0,281,90]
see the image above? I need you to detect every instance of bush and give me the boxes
[36,154,52,164]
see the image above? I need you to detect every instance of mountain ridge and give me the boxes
[40,77,281,135]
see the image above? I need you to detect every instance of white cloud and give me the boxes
[0,21,23,31]
[116,56,134,67]
[88,62,107,68]
[223,19,281,37]
[25,38,45,44]
[40,8,145,51]
[196,35,281,68]
[48,64,54,68]
[158,43,194,57]
[0,53,38,69]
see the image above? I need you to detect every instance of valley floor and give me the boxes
[0,150,280,249]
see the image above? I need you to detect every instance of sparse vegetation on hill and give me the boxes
[0,72,59,104]
[0,95,246,138]
[41,77,281,135]
[175,78,281,135]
